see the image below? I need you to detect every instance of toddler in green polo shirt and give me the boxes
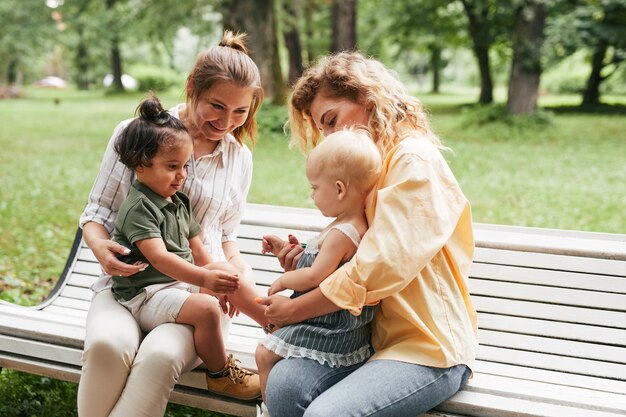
[110,95,261,401]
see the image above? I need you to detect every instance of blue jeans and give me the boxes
[265,358,471,417]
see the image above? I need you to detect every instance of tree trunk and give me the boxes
[225,0,286,104]
[507,0,545,115]
[303,0,317,64]
[461,0,493,104]
[582,40,607,106]
[331,0,357,52]
[7,58,18,84]
[75,25,90,90]
[429,44,442,94]
[283,0,304,87]
[106,0,124,92]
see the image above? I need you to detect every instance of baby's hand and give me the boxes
[262,234,289,256]
[268,279,286,296]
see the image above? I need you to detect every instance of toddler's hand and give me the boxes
[203,269,239,294]
[262,234,289,255]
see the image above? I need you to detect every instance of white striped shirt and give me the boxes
[80,104,253,269]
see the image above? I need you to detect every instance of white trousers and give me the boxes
[77,289,230,417]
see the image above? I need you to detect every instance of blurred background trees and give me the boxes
[0,0,624,111]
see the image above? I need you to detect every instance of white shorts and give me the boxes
[119,281,199,333]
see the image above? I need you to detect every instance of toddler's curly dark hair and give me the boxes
[115,95,190,169]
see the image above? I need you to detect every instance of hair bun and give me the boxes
[218,30,249,55]
[137,95,170,125]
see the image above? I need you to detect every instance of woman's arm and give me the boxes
[83,221,147,276]
[189,234,212,267]
[259,289,340,327]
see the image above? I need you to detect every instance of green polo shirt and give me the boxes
[111,180,202,301]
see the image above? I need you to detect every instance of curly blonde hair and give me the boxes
[186,30,264,146]
[290,51,439,155]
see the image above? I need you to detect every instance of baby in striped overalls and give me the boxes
[255,129,383,416]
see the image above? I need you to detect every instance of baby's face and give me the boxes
[306,162,340,218]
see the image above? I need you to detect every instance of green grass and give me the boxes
[0,86,625,414]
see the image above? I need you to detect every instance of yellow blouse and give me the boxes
[319,136,478,369]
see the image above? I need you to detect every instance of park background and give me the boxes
[0,0,625,415]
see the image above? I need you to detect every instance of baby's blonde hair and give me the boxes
[308,128,382,195]
[290,51,440,156]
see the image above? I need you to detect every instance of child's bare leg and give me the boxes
[255,344,283,402]
[176,293,227,371]
[206,262,269,327]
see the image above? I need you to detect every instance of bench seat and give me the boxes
[1,203,625,417]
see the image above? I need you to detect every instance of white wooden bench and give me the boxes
[1,203,625,417]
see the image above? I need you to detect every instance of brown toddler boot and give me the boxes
[206,354,261,400]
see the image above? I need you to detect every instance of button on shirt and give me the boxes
[319,136,479,370]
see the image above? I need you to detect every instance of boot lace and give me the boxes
[225,354,253,385]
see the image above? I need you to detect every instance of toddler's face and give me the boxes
[135,140,193,201]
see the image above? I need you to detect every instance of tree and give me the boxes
[282,0,304,86]
[331,0,357,52]
[507,0,546,114]
[105,0,125,91]
[224,0,287,104]
[0,0,57,87]
[546,0,626,105]
[580,0,626,105]
[460,0,497,104]
[363,0,466,94]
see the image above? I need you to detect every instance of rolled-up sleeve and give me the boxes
[320,141,468,315]
[79,119,134,234]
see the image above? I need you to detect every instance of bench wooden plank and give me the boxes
[473,361,626,395]
[478,329,626,364]
[477,345,626,381]
[473,296,626,328]
[470,262,626,293]
[473,247,626,276]
[479,313,626,345]
[470,279,626,310]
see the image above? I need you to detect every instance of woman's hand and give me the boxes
[257,294,296,327]
[90,237,147,277]
[277,234,304,271]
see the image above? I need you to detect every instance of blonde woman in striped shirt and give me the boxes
[77,31,265,417]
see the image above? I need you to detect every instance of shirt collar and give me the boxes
[132,180,182,209]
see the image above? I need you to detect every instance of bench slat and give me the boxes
[479,313,626,345]
[477,345,626,381]
[470,279,626,311]
[470,262,626,293]
[473,360,626,395]
[473,247,626,276]
[478,328,626,364]
[473,296,626,328]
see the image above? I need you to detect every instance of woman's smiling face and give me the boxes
[188,80,254,141]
